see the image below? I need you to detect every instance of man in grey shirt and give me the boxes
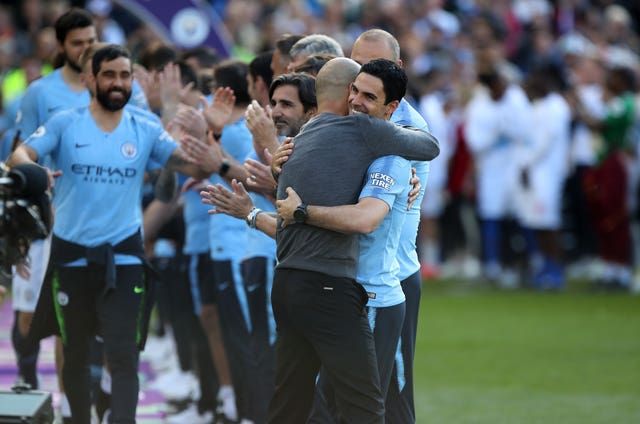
[267,57,439,424]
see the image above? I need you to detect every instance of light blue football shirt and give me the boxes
[208,117,253,261]
[15,70,90,139]
[244,151,276,260]
[16,69,149,139]
[391,98,430,280]
[356,155,412,308]
[24,107,178,248]
[182,176,211,255]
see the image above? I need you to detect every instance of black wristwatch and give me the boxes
[218,159,231,177]
[293,203,308,223]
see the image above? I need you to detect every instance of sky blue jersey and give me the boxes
[244,150,276,260]
[390,98,431,280]
[24,107,178,247]
[16,69,148,140]
[356,155,412,308]
[182,177,211,255]
[208,117,253,261]
[15,69,90,140]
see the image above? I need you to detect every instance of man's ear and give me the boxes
[385,100,400,118]
[305,107,317,120]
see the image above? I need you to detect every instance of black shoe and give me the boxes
[94,388,111,422]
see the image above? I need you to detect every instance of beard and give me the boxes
[275,118,304,137]
[96,85,131,111]
[63,51,83,73]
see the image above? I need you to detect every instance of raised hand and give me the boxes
[245,100,278,161]
[159,62,193,109]
[244,158,277,197]
[202,87,235,134]
[180,133,224,175]
[200,179,254,219]
[172,104,207,140]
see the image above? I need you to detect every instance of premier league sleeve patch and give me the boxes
[32,126,46,138]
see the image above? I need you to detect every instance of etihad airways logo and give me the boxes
[71,163,137,184]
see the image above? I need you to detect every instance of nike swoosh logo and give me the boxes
[134,285,144,294]
[246,284,260,293]
[75,143,90,148]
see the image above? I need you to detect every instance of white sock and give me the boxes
[217,384,234,400]
[100,367,112,394]
[60,393,71,417]
[218,385,237,420]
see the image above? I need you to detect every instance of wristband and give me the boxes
[246,207,263,229]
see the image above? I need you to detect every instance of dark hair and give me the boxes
[249,51,274,87]
[293,53,336,76]
[269,72,317,113]
[275,34,305,58]
[55,8,93,43]
[359,59,407,104]
[213,59,251,106]
[180,46,220,69]
[92,44,131,76]
[177,61,198,89]
[138,43,178,72]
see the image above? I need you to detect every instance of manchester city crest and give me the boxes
[121,142,138,159]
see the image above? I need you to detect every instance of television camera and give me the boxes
[0,162,51,276]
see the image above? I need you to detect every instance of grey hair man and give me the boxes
[286,34,344,72]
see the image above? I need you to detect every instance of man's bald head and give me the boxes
[315,57,360,106]
[351,29,401,66]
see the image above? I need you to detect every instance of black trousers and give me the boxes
[55,265,144,424]
[242,256,276,423]
[267,268,384,424]
[309,301,406,424]
[386,271,421,424]
[211,259,252,419]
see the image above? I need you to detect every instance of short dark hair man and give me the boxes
[269,72,317,137]
[8,44,218,424]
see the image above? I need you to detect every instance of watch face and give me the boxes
[293,205,306,223]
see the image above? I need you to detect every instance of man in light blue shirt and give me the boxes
[205,60,257,422]
[8,13,149,419]
[351,30,431,423]
[8,44,218,424]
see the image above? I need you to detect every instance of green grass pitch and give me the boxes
[413,280,640,423]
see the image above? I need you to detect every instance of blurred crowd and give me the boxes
[1,0,639,293]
